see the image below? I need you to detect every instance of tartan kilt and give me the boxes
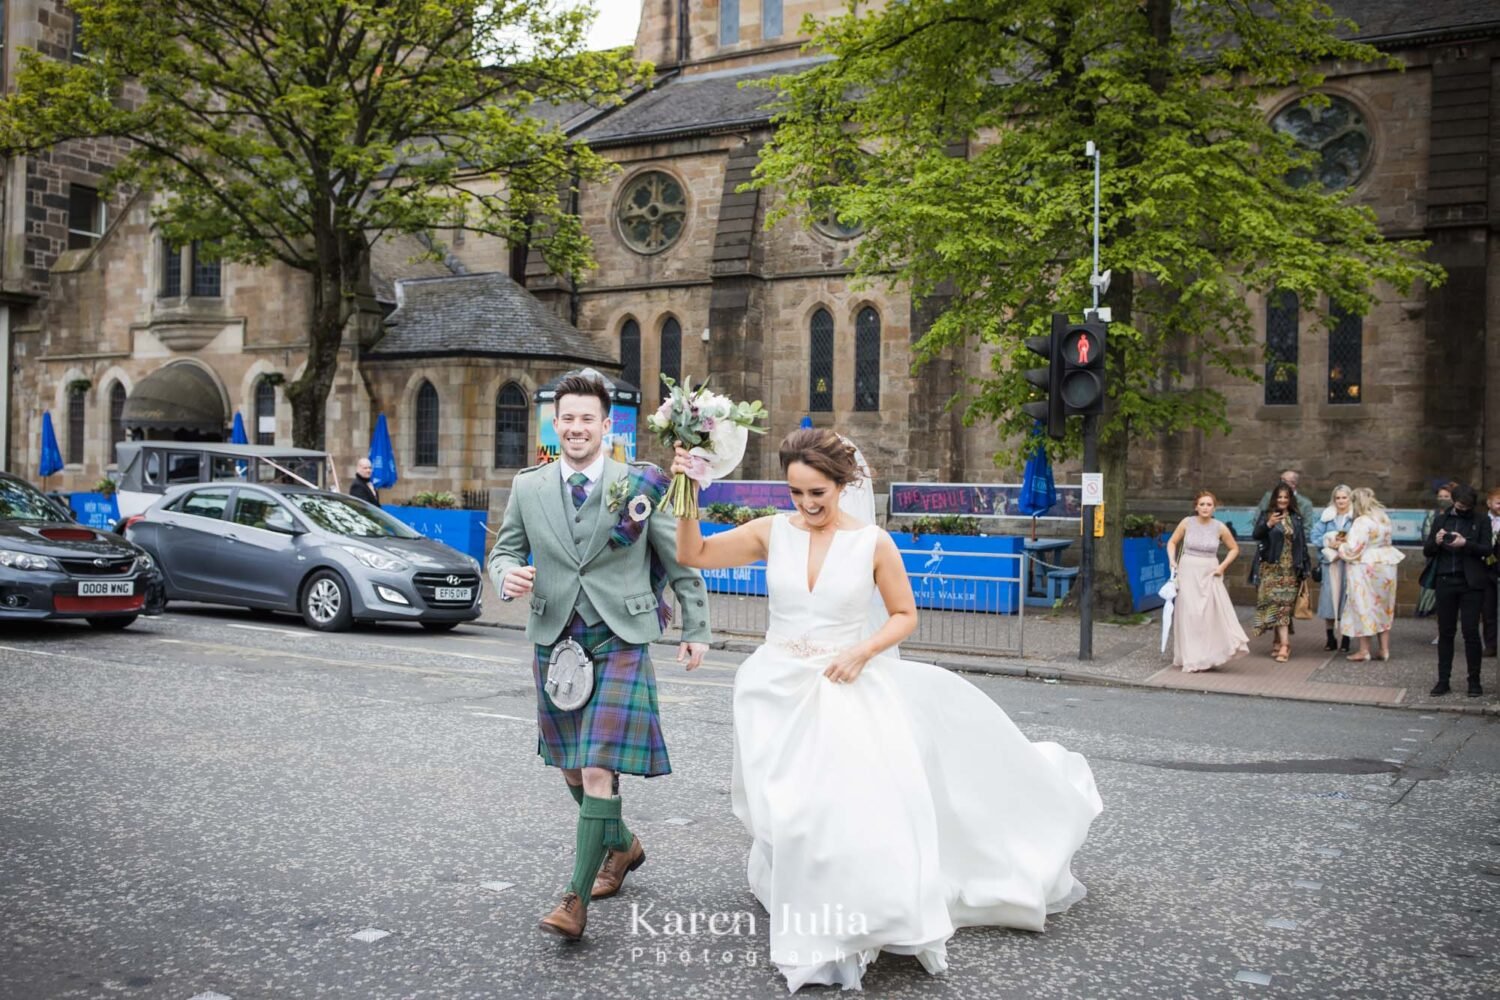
[532,613,671,777]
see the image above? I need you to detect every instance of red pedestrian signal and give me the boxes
[1060,321,1107,416]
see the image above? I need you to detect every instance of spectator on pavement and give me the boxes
[1482,487,1500,659]
[1334,487,1403,663]
[1251,482,1310,663]
[1416,480,1457,624]
[1310,484,1354,652]
[1166,490,1249,672]
[349,457,380,506]
[1256,468,1317,528]
[1423,484,1492,698]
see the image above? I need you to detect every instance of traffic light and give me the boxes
[1059,320,1107,416]
[1021,314,1065,440]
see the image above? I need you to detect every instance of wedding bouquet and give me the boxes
[646,375,769,518]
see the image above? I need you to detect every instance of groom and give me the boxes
[488,370,710,941]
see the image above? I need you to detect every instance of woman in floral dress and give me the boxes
[1251,482,1310,662]
[1335,487,1404,661]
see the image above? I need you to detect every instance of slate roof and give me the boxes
[576,57,826,146]
[368,271,615,364]
[368,232,455,302]
[1330,1,1500,43]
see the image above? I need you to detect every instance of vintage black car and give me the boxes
[0,472,165,629]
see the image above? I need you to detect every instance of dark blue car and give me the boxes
[0,472,165,629]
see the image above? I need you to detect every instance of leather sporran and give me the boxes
[544,637,596,711]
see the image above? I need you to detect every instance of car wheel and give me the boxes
[87,615,138,631]
[301,571,353,632]
[421,621,460,633]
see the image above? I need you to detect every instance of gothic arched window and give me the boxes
[66,385,86,465]
[108,381,127,464]
[1328,304,1362,405]
[620,318,641,391]
[1264,289,1298,406]
[415,380,440,465]
[254,377,276,445]
[659,317,682,402]
[494,382,529,468]
[854,307,881,412]
[809,309,834,411]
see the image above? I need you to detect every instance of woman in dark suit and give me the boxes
[1251,482,1310,662]
[1423,484,1493,697]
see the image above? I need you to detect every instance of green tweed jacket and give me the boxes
[487,457,711,647]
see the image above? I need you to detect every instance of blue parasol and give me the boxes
[229,411,250,476]
[1017,422,1057,518]
[369,413,398,489]
[39,412,64,482]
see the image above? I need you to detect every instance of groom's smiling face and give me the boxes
[554,393,610,467]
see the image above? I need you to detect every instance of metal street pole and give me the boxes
[1080,141,1103,661]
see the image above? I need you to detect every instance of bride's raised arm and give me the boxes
[670,446,772,570]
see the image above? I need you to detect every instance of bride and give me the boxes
[671,429,1103,992]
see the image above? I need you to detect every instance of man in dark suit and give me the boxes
[349,457,379,506]
[1423,484,1492,697]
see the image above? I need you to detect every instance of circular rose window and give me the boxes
[616,171,688,254]
[813,209,864,240]
[1272,96,1372,191]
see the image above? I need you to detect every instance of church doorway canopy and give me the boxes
[120,363,227,439]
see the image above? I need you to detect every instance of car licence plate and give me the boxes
[435,586,472,602]
[78,581,135,597]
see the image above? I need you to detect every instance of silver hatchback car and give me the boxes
[126,482,483,631]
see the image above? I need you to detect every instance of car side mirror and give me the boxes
[266,511,303,535]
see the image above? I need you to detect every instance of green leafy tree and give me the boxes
[755,0,1443,612]
[0,0,644,447]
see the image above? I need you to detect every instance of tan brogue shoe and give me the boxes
[590,836,646,900]
[538,891,587,940]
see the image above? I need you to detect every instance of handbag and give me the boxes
[1311,562,1323,584]
[1294,579,1315,619]
[543,637,597,711]
[1247,554,1261,587]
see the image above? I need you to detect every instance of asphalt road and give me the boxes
[1,608,1497,1000]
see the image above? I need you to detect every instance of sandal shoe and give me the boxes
[1345,653,1371,662]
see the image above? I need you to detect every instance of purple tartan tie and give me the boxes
[568,472,589,510]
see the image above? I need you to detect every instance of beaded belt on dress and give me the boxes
[768,633,840,659]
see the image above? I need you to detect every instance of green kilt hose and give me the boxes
[533,613,672,777]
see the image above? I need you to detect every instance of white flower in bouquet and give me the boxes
[649,376,768,517]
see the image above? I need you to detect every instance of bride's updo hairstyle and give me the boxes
[778,428,863,488]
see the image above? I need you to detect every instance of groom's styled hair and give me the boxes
[554,371,612,416]
[779,428,863,488]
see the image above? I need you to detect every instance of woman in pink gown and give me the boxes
[1166,490,1249,671]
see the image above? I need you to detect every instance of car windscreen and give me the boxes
[0,478,68,522]
[285,494,420,539]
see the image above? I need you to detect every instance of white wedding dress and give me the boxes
[732,514,1103,992]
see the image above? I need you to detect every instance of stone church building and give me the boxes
[4,0,1499,507]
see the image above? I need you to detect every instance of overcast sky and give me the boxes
[579,0,643,50]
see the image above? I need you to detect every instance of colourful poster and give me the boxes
[889,482,1083,520]
[534,402,639,465]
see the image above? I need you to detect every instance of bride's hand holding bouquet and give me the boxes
[647,376,768,518]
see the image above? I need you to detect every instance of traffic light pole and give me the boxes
[1080,413,1097,661]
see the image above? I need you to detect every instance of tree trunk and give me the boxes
[1093,274,1136,615]
[284,270,345,450]
[284,222,369,451]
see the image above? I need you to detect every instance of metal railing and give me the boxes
[700,551,1027,656]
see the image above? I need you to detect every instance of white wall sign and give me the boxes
[1081,473,1104,507]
